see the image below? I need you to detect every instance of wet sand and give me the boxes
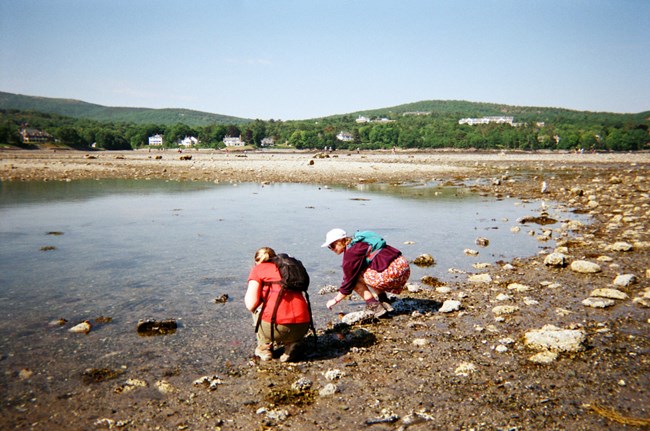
[1,148,649,430]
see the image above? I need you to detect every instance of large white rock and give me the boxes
[570,260,602,273]
[582,297,616,308]
[439,300,461,313]
[524,325,586,352]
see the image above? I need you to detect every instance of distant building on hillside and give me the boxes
[261,137,275,147]
[21,128,53,144]
[458,116,515,126]
[223,136,245,147]
[179,136,199,147]
[336,131,354,142]
[148,134,164,146]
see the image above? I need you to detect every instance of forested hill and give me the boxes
[0,91,252,126]
[341,100,650,123]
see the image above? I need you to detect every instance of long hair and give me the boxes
[254,247,276,264]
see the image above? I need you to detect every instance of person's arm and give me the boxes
[245,279,262,312]
[327,243,367,309]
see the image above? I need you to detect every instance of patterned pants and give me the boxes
[363,255,411,294]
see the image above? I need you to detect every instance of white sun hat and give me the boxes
[321,228,347,248]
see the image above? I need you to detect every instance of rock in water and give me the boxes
[136,319,177,336]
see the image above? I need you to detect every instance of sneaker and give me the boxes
[254,344,273,361]
[366,300,388,318]
[280,342,298,363]
[379,300,394,313]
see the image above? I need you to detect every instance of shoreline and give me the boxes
[1,149,649,430]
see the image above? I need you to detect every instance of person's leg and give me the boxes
[272,323,309,362]
[253,314,273,361]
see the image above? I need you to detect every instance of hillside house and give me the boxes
[261,137,275,147]
[458,116,515,126]
[336,131,354,142]
[223,136,245,147]
[179,136,199,147]
[148,134,164,146]
[21,128,53,144]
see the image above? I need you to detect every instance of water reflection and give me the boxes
[0,180,586,374]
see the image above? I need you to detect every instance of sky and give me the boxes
[1,0,648,120]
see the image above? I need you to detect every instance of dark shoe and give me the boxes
[366,301,388,318]
[377,293,395,312]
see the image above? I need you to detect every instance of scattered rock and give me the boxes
[468,273,492,283]
[492,305,519,316]
[604,241,633,252]
[454,362,477,376]
[464,248,479,256]
[193,375,222,391]
[582,297,616,308]
[319,383,338,397]
[475,237,490,247]
[69,320,91,334]
[528,351,559,364]
[590,288,628,300]
[524,325,586,352]
[439,300,461,313]
[413,254,435,266]
[570,260,602,273]
[507,283,531,292]
[136,319,177,336]
[155,380,176,394]
[214,294,229,303]
[544,252,567,267]
[613,274,637,287]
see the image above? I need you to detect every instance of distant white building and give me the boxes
[356,116,370,124]
[336,131,354,142]
[179,136,199,147]
[261,137,275,147]
[148,134,163,146]
[458,116,515,126]
[223,135,245,147]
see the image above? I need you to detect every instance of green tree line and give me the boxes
[1,107,647,152]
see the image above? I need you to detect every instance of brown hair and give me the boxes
[254,247,276,264]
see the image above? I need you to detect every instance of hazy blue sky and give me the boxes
[1,0,648,120]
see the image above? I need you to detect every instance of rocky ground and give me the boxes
[1,148,649,430]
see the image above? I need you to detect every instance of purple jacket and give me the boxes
[338,242,402,295]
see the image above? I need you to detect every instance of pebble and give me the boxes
[507,283,531,292]
[468,273,492,283]
[454,362,477,376]
[492,305,519,316]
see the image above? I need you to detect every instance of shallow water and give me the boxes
[0,180,582,375]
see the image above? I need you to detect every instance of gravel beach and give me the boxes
[1,148,649,430]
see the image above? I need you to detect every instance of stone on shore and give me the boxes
[613,274,637,287]
[570,260,602,273]
[524,325,586,352]
[582,297,616,308]
[590,288,628,300]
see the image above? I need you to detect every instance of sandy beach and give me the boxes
[1,148,649,430]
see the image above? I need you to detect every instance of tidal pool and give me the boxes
[0,180,583,376]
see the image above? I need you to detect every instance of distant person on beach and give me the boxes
[245,247,311,362]
[321,229,410,318]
